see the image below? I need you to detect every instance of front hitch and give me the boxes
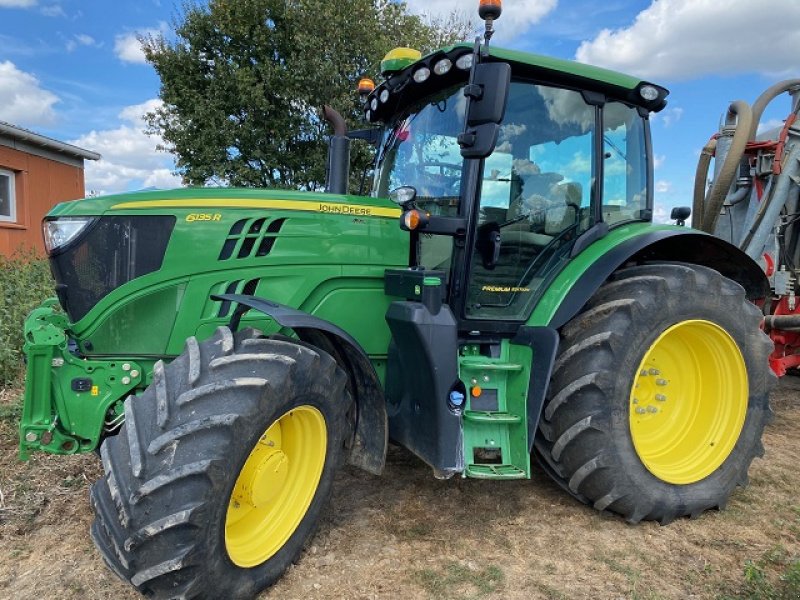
[19,299,144,459]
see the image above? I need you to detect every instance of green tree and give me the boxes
[144,0,472,190]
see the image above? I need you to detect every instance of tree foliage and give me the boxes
[144,0,472,190]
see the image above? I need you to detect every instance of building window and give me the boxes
[0,169,16,222]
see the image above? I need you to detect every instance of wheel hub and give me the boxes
[225,406,327,567]
[629,320,748,485]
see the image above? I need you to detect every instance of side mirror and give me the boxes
[389,186,417,208]
[466,62,511,126]
[459,62,511,159]
[670,206,691,227]
[476,221,501,269]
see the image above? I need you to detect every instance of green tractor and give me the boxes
[19,5,773,599]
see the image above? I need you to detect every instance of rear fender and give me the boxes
[212,293,387,475]
[546,230,768,330]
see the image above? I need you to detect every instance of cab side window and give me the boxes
[602,102,648,226]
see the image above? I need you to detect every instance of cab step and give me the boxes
[465,464,527,479]
[459,342,533,480]
[463,410,522,424]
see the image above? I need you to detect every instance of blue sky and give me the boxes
[1,0,799,221]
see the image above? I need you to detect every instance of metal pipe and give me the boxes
[765,313,800,330]
[726,185,750,207]
[702,101,753,233]
[322,105,350,195]
[743,144,800,259]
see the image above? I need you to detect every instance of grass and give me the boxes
[0,250,54,386]
[715,545,800,600]
[413,562,505,599]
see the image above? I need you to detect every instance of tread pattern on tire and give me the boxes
[90,326,350,599]
[535,263,775,524]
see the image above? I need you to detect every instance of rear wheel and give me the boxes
[90,327,351,599]
[535,263,774,523]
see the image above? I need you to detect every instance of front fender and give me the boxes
[212,293,387,475]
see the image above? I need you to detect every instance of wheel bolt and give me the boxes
[648,368,660,375]
[647,405,658,413]
[656,379,667,386]
[655,394,666,402]
[640,369,648,376]
[25,431,38,442]
[635,407,646,414]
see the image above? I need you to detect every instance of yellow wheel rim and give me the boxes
[225,405,327,567]
[629,320,748,485]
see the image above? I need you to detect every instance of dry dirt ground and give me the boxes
[1,380,798,600]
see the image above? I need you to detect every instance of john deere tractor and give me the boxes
[19,4,773,599]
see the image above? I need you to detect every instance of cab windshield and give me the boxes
[373,84,466,218]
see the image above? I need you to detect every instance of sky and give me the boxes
[1,0,799,221]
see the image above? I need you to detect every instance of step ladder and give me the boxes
[459,343,531,480]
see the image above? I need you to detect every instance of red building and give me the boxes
[0,121,99,255]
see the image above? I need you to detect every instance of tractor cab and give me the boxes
[357,32,673,480]
[364,42,667,332]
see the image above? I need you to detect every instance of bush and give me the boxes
[0,251,55,386]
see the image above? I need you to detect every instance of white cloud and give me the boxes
[405,0,558,42]
[653,154,665,169]
[114,23,166,64]
[575,0,800,80]
[70,99,182,195]
[652,204,671,224]
[0,61,59,126]
[40,4,64,17]
[66,33,98,52]
[0,0,37,7]
[652,107,683,128]
[655,180,672,193]
[757,118,785,136]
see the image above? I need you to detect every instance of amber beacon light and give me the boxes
[478,0,502,21]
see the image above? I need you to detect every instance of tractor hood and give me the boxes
[46,187,401,219]
[42,187,407,350]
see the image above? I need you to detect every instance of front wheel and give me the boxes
[90,327,351,599]
[535,263,774,524]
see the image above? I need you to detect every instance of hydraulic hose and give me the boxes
[702,100,753,233]
[748,79,800,140]
[692,137,717,231]
[765,313,800,331]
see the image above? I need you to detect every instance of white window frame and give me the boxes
[0,168,16,223]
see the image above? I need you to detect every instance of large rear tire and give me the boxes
[535,263,774,524]
[90,327,351,599]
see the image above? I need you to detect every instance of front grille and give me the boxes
[49,216,176,322]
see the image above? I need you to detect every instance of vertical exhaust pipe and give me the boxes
[322,105,350,195]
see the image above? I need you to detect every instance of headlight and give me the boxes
[433,58,452,75]
[639,85,660,101]
[413,67,431,83]
[43,217,95,255]
[455,53,474,70]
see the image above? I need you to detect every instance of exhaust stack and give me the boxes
[322,105,350,195]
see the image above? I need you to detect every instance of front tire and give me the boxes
[90,327,351,599]
[535,263,774,524]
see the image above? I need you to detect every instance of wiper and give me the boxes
[603,134,626,161]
